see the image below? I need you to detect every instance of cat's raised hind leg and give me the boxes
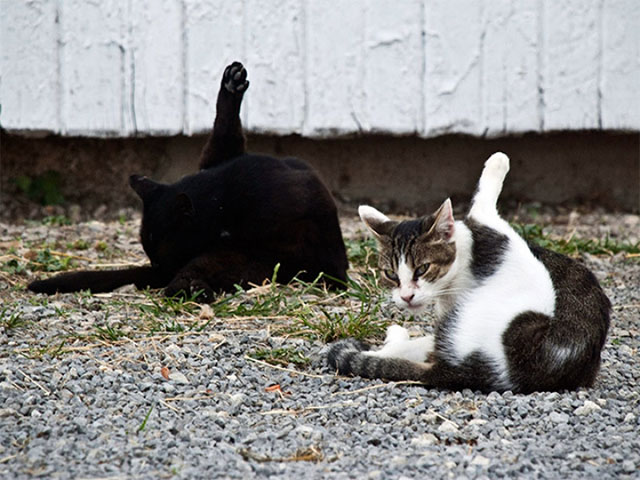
[468,152,510,221]
[199,62,249,170]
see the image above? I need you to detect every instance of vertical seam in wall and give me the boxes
[419,0,426,135]
[596,0,604,129]
[128,0,137,135]
[301,0,309,135]
[55,0,64,134]
[119,3,127,135]
[181,0,188,134]
[298,0,306,134]
[479,0,486,137]
[355,1,366,133]
[241,0,248,127]
[536,0,545,132]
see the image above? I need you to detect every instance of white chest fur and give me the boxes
[446,226,556,381]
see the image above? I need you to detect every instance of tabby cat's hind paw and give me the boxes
[327,338,370,374]
[223,62,249,95]
[482,152,510,183]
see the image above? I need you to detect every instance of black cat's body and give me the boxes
[29,62,348,300]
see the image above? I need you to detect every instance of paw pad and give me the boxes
[223,62,249,95]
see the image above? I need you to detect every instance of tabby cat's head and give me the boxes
[359,199,457,312]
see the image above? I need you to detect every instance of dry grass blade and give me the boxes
[16,369,51,396]
[238,446,323,463]
[260,402,356,416]
[331,380,423,396]
[244,355,324,379]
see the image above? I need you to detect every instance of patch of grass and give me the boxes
[41,215,72,226]
[94,241,109,252]
[22,340,71,359]
[2,243,78,275]
[93,323,128,342]
[298,300,389,343]
[248,347,310,368]
[1,257,26,275]
[513,223,640,257]
[130,290,206,334]
[346,237,378,267]
[67,239,90,250]
[1,308,28,330]
[137,405,154,432]
[138,290,202,318]
[14,170,65,205]
[29,249,77,272]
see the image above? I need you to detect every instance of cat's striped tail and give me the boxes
[327,339,432,382]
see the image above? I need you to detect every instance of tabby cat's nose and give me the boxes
[401,293,415,304]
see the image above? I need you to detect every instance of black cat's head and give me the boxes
[130,175,199,274]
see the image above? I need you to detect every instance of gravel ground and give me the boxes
[0,207,639,479]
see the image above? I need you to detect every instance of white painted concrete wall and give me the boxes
[1,0,638,137]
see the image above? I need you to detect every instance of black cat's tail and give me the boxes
[28,266,165,294]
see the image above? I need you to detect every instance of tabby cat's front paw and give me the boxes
[222,62,249,95]
[327,338,371,374]
[165,277,214,303]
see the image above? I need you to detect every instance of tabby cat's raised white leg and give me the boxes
[468,152,510,221]
[363,325,434,363]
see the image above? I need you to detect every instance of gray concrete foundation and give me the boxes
[1,131,638,216]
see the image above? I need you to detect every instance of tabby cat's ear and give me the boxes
[129,175,160,200]
[428,198,455,242]
[359,205,395,238]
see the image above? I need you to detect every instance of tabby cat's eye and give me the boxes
[384,269,399,282]
[414,263,429,277]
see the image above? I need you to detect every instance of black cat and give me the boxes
[28,62,349,301]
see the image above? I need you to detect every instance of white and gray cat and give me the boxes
[328,153,611,393]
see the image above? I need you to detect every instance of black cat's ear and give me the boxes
[129,175,160,200]
[359,205,395,239]
[174,193,195,219]
[427,198,455,242]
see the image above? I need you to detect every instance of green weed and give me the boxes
[137,405,154,432]
[513,223,640,257]
[248,347,310,368]
[14,170,65,205]
[93,324,128,342]
[41,215,72,226]
[1,257,26,275]
[346,237,378,267]
[1,308,28,330]
[68,239,90,250]
[31,249,77,272]
[22,340,71,359]
[297,300,389,343]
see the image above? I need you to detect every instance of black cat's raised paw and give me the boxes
[222,61,249,95]
[327,338,371,374]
